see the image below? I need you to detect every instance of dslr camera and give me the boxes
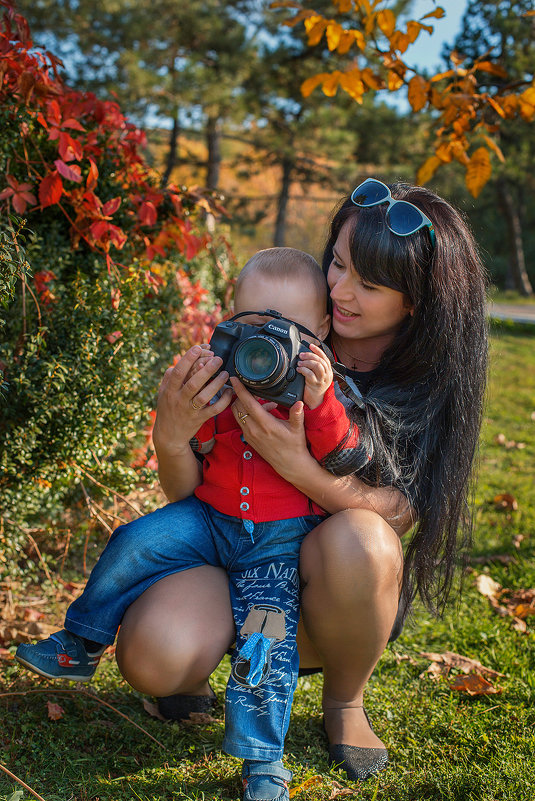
[209,309,314,407]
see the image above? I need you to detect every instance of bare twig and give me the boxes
[78,466,143,516]
[26,533,55,587]
[80,481,114,535]
[0,688,168,749]
[0,761,48,801]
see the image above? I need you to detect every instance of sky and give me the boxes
[405,0,468,72]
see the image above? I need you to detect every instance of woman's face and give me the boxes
[327,219,413,343]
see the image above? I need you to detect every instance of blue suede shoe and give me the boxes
[15,629,105,682]
[242,761,292,801]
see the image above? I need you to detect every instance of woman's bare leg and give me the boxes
[298,509,403,749]
[116,565,235,697]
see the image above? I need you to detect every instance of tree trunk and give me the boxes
[273,157,293,247]
[206,115,221,190]
[496,179,533,296]
[161,115,180,187]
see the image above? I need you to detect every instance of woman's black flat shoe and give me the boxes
[324,707,389,782]
[328,742,388,781]
[157,687,217,721]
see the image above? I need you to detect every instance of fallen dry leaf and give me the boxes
[493,434,526,449]
[329,784,356,799]
[475,574,502,600]
[142,698,167,721]
[47,701,65,720]
[450,673,503,696]
[493,493,518,511]
[474,573,533,632]
[289,776,323,797]
[419,651,505,680]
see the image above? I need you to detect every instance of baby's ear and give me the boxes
[317,313,331,342]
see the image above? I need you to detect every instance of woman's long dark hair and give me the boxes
[323,182,488,615]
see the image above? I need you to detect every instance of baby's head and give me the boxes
[234,247,330,341]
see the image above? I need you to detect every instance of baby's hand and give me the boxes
[298,343,333,410]
[189,343,214,377]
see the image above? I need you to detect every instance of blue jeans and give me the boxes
[65,496,322,761]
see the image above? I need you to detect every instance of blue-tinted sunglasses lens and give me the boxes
[388,201,425,235]
[352,180,389,206]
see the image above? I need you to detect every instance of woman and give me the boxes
[115,179,488,782]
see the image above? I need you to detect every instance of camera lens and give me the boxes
[234,336,288,388]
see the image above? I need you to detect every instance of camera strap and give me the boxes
[228,310,366,410]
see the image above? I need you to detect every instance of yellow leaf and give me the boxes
[334,0,352,11]
[407,20,433,44]
[377,8,396,37]
[304,15,328,46]
[364,11,377,36]
[326,21,342,51]
[388,70,404,91]
[435,141,453,163]
[474,60,508,78]
[390,30,410,54]
[283,9,316,28]
[500,94,518,117]
[289,776,323,797]
[450,138,470,165]
[354,29,366,50]
[339,71,365,102]
[486,95,507,118]
[322,71,341,97]
[361,67,384,90]
[301,73,327,98]
[417,155,441,185]
[430,68,456,83]
[519,86,535,121]
[466,147,492,198]
[483,135,505,163]
[408,75,429,111]
[336,31,355,54]
[421,7,445,20]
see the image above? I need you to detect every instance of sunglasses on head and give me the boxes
[351,179,436,248]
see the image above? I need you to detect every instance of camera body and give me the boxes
[209,314,312,407]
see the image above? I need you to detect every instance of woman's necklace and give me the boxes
[332,334,381,371]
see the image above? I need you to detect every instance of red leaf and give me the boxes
[39,171,63,208]
[47,701,65,720]
[58,131,83,161]
[90,221,109,240]
[86,158,99,190]
[102,196,122,216]
[47,99,61,126]
[54,159,82,183]
[105,331,122,344]
[139,200,157,226]
[62,117,85,131]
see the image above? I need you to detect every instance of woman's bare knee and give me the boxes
[116,567,235,696]
[300,509,403,595]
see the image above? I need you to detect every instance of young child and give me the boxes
[16,247,364,801]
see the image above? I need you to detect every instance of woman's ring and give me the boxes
[237,411,249,423]
[191,398,204,411]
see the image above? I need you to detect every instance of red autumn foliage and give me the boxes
[0,0,216,269]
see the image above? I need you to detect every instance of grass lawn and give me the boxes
[1,321,534,801]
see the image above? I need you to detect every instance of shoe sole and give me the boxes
[15,655,94,682]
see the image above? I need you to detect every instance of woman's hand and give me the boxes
[153,345,233,458]
[229,377,313,482]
